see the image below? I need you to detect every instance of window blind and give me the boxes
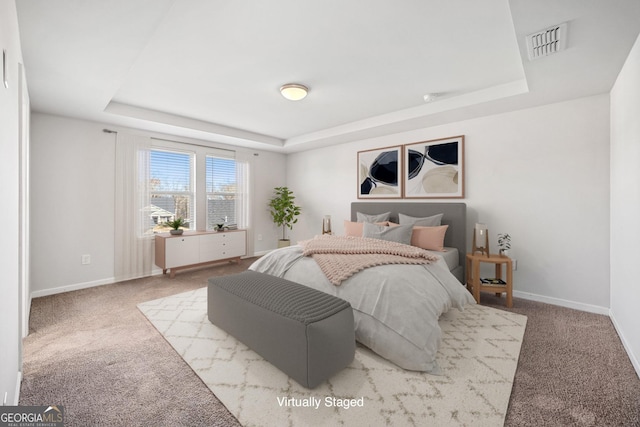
[148,149,195,233]
[206,155,237,230]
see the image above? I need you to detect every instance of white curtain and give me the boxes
[235,151,252,255]
[114,133,153,281]
[234,151,251,229]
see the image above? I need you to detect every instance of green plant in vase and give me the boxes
[166,218,185,235]
[497,233,511,256]
[268,186,301,247]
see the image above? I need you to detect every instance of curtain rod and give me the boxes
[150,136,235,153]
[102,128,235,153]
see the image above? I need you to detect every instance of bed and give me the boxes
[249,202,475,373]
[350,202,467,282]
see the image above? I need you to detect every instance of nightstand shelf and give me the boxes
[465,253,513,308]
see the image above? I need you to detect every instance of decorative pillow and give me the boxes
[398,212,443,227]
[363,222,413,245]
[344,220,393,237]
[344,220,365,237]
[356,211,391,223]
[410,225,449,251]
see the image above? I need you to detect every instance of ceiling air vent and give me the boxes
[526,22,567,61]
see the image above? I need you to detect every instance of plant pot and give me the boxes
[170,229,184,235]
[278,239,290,248]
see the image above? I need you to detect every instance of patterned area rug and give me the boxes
[138,288,527,427]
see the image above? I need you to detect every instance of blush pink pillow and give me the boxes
[344,220,364,237]
[411,225,449,251]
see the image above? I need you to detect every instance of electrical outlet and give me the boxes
[257,234,263,241]
[82,254,91,265]
[512,259,517,271]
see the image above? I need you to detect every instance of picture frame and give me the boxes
[403,135,464,198]
[357,145,403,199]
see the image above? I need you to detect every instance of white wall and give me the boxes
[250,150,291,253]
[610,32,640,375]
[287,94,611,312]
[0,0,24,405]
[30,114,116,293]
[30,113,286,295]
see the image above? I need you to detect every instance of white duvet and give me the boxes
[249,243,475,373]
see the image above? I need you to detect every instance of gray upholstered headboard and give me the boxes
[351,202,467,282]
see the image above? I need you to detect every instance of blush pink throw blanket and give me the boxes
[299,235,438,285]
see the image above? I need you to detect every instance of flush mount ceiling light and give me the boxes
[280,83,309,101]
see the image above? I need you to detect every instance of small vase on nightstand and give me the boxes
[497,233,511,257]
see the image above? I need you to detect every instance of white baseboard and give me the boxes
[609,310,640,379]
[513,290,610,315]
[30,277,116,299]
[29,259,256,299]
[27,274,611,316]
[13,371,22,405]
[29,260,259,299]
[22,295,31,338]
[514,291,640,378]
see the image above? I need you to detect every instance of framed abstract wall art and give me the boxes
[357,145,403,199]
[403,135,464,198]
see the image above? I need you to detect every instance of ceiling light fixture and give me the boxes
[280,83,309,101]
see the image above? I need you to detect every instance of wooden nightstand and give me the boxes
[465,253,513,308]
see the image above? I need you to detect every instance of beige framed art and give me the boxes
[357,145,402,199]
[403,135,464,198]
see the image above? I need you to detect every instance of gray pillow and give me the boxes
[363,222,413,245]
[398,212,443,227]
[356,211,391,223]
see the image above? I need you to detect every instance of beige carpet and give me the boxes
[139,287,527,427]
[20,261,640,426]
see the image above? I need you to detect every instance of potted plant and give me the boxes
[166,217,185,235]
[497,233,511,256]
[268,187,301,247]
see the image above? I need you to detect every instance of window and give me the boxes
[206,155,238,230]
[140,143,247,235]
[147,149,194,234]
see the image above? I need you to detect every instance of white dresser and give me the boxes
[155,229,246,278]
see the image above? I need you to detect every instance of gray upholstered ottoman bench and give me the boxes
[207,270,355,389]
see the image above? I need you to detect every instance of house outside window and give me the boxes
[147,149,195,234]
[206,155,237,230]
